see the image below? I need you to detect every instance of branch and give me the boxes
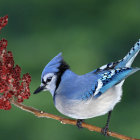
[11,99,139,140]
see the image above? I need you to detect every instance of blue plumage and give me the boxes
[34,39,140,134]
[41,52,63,80]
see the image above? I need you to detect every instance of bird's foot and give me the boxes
[76,119,84,129]
[101,125,109,136]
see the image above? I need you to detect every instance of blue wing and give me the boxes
[82,67,140,100]
[94,67,140,98]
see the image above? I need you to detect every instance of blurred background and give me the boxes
[0,0,140,140]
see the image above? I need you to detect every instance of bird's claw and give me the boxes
[76,119,83,129]
[101,126,109,136]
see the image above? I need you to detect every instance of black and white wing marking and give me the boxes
[82,67,140,100]
[93,61,120,74]
[94,67,139,98]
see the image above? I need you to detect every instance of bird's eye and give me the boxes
[42,76,53,85]
[47,77,52,82]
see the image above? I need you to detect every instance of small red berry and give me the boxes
[0,15,8,31]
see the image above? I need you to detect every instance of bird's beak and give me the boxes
[33,85,45,94]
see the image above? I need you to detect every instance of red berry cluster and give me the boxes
[0,15,31,110]
[0,15,8,31]
[0,39,31,110]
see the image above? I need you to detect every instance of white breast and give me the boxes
[54,82,123,119]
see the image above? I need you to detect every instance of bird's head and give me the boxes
[34,53,69,95]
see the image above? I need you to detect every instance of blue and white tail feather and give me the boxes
[93,39,140,73]
[116,39,140,68]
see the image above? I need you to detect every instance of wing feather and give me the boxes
[82,67,140,100]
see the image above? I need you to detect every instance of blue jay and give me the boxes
[34,40,140,135]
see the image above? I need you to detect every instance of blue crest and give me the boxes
[41,53,63,79]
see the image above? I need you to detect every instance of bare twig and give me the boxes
[11,99,139,140]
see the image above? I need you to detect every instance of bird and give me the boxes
[34,39,140,136]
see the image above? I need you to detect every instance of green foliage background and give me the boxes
[0,0,140,140]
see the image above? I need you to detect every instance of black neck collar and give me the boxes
[55,60,70,92]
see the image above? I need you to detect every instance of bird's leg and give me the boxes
[76,119,84,129]
[101,110,112,136]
